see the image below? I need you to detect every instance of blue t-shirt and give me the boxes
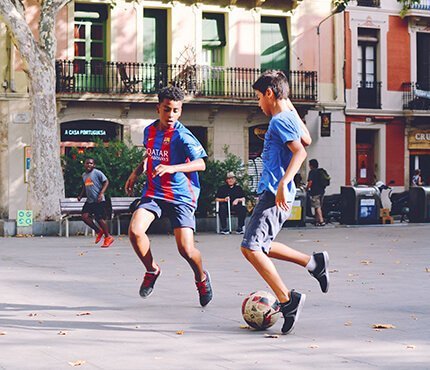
[141,120,207,207]
[257,110,302,202]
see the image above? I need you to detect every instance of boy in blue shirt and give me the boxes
[241,70,330,334]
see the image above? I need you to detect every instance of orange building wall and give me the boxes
[386,120,405,186]
[56,6,68,59]
[387,16,410,91]
[344,12,352,90]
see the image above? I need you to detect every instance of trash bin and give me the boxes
[340,186,381,225]
[284,188,307,227]
[409,186,430,223]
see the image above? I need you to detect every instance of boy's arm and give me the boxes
[98,179,109,202]
[153,158,205,177]
[276,140,307,211]
[77,185,86,201]
[286,98,312,146]
[125,153,148,196]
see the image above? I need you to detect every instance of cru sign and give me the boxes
[408,130,430,150]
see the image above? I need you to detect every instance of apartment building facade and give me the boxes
[0,0,345,221]
[344,0,430,191]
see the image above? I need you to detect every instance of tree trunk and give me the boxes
[28,61,64,220]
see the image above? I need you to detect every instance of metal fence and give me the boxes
[402,82,430,110]
[56,60,318,102]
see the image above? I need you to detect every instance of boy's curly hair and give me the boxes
[252,70,289,99]
[158,86,185,102]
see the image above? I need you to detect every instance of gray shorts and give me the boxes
[241,191,292,254]
[310,194,324,208]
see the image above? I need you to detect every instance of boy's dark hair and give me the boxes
[252,70,290,99]
[158,86,185,103]
[309,159,319,168]
[85,157,95,163]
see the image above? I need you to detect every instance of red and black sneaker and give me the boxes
[95,229,104,244]
[139,266,161,299]
[196,270,213,307]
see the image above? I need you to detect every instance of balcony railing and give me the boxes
[402,82,430,110]
[357,0,380,7]
[357,80,382,109]
[410,0,430,10]
[56,60,318,102]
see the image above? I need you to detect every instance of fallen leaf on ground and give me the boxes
[395,260,401,264]
[176,330,184,335]
[344,321,352,326]
[425,268,430,273]
[361,260,372,265]
[76,312,91,316]
[329,269,338,273]
[0,331,6,335]
[308,345,319,349]
[239,325,250,329]
[28,313,37,317]
[58,331,68,335]
[372,323,395,329]
[406,345,416,349]
[68,360,86,367]
[264,334,279,338]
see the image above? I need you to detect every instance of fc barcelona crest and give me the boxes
[163,137,171,145]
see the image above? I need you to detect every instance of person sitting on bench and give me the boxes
[215,172,247,234]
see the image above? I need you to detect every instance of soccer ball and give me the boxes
[241,290,280,330]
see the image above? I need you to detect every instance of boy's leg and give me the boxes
[174,227,213,307]
[129,207,161,298]
[174,227,205,281]
[241,247,290,303]
[82,213,98,230]
[129,208,157,271]
[267,242,310,266]
[96,218,110,237]
[269,242,330,293]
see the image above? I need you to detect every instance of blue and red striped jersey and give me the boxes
[141,120,207,207]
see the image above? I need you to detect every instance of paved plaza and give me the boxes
[1,224,429,369]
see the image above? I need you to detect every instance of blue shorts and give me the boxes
[241,191,292,254]
[137,197,196,230]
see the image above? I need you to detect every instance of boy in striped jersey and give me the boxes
[125,86,213,307]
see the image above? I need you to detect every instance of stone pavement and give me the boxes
[0,224,429,369]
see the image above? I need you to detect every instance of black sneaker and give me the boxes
[139,266,161,299]
[220,229,230,235]
[309,251,330,293]
[280,290,306,334]
[196,270,213,307]
[235,227,244,234]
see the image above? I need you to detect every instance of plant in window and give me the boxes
[332,0,350,12]
[398,0,421,17]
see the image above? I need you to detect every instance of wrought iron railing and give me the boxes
[402,82,430,110]
[56,60,318,102]
[357,0,380,7]
[410,0,430,10]
[357,80,382,109]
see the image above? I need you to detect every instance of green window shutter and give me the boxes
[143,9,167,64]
[202,13,226,48]
[261,17,289,71]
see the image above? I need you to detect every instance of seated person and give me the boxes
[215,172,247,234]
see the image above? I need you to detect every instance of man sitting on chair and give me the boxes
[215,172,247,234]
